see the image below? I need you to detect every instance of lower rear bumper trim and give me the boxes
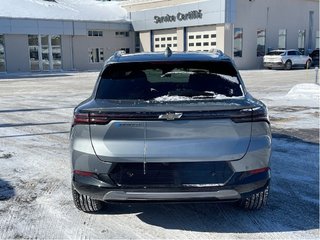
[103,189,240,201]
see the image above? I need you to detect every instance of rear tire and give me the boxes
[285,60,292,70]
[305,60,311,69]
[238,184,269,210]
[72,185,103,213]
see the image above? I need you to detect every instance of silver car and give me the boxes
[70,50,272,212]
[263,49,312,70]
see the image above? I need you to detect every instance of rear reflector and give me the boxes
[74,170,95,177]
[249,167,270,175]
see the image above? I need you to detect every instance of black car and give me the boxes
[309,49,319,67]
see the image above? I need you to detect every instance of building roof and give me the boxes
[0,0,129,22]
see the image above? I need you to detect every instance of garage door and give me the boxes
[187,26,217,52]
[153,30,178,52]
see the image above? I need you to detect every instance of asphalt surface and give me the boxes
[0,69,318,239]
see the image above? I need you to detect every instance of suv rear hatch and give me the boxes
[264,51,285,62]
[85,60,254,164]
[88,101,253,163]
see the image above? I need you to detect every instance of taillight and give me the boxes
[72,113,89,126]
[231,107,269,123]
[72,112,110,126]
[89,113,110,125]
[252,106,270,123]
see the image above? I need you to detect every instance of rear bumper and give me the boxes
[72,168,270,202]
[264,62,284,68]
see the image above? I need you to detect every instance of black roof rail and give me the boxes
[209,48,224,56]
[113,50,126,59]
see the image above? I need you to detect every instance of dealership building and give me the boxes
[0,0,319,73]
[0,0,135,73]
[124,0,319,69]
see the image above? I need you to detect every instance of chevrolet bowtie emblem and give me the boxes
[158,112,183,120]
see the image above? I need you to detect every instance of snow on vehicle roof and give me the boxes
[0,0,128,22]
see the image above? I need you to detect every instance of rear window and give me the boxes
[266,51,285,56]
[96,61,243,102]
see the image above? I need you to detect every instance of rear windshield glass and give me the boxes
[266,51,285,56]
[96,61,243,102]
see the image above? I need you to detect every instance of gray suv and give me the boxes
[70,50,271,212]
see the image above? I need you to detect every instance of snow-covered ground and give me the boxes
[242,69,319,142]
[0,69,319,239]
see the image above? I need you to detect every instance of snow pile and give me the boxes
[0,0,128,21]
[286,83,320,100]
[264,83,320,129]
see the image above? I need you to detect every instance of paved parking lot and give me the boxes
[0,69,318,239]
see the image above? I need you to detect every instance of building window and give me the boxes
[211,42,216,46]
[155,38,159,41]
[120,48,130,54]
[89,48,104,63]
[189,35,194,39]
[135,32,140,53]
[88,30,103,37]
[0,35,6,72]
[28,35,62,71]
[196,42,201,46]
[115,31,129,37]
[203,42,209,46]
[234,28,243,57]
[196,35,201,39]
[28,35,39,71]
[173,36,177,40]
[298,30,306,54]
[278,29,287,50]
[257,29,266,57]
[51,35,62,69]
[211,34,216,38]
[203,34,209,39]
[316,31,320,49]
[189,43,194,47]
[167,37,172,41]
[41,35,50,70]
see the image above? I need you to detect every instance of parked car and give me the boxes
[263,49,312,70]
[309,49,319,67]
[70,49,272,212]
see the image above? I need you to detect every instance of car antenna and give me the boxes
[164,47,172,57]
